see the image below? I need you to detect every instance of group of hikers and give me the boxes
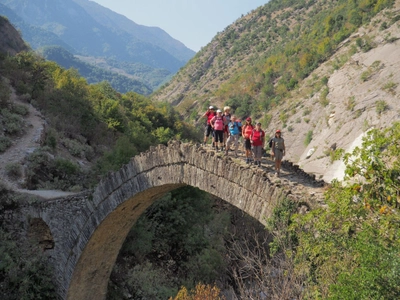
[202,105,286,176]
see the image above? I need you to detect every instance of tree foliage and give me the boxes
[290,122,400,299]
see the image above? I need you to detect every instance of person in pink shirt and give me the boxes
[210,109,225,151]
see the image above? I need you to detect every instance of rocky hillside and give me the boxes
[0,16,28,54]
[153,0,400,182]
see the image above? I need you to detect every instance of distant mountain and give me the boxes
[39,46,152,95]
[0,0,194,72]
[71,0,194,63]
[0,3,74,52]
[0,0,195,94]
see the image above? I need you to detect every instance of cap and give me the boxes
[276,129,281,133]
[246,117,252,121]
[217,109,222,113]
[209,106,214,109]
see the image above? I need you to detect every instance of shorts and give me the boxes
[226,134,239,149]
[252,145,263,159]
[274,148,284,160]
[204,124,213,137]
[244,139,251,150]
[214,130,224,143]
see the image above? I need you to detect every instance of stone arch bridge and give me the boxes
[10,141,324,300]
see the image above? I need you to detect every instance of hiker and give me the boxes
[223,106,231,147]
[210,109,225,151]
[251,122,265,166]
[242,117,254,164]
[271,129,285,176]
[225,115,241,157]
[202,106,216,146]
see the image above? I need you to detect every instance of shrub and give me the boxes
[11,103,29,116]
[0,136,12,153]
[329,148,344,163]
[345,96,356,111]
[45,129,58,149]
[0,78,11,108]
[5,163,22,178]
[0,109,25,135]
[375,100,389,115]
[382,81,397,94]
[304,130,313,146]
[319,87,329,107]
[0,229,57,299]
[61,138,93,159]
[302,107,311,116]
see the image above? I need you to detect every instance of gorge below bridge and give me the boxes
[7,141,325,299]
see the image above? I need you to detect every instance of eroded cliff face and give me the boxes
[0,16,29,55]
[270,5,400,182]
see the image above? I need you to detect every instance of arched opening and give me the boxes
[66,183,185,300]
[28,217,55,251]
[107,186,271,299]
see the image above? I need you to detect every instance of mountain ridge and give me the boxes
[0,0,195,94]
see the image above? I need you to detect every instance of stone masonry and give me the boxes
[10,141,323,299]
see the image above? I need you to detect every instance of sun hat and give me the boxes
[216,109,222,113]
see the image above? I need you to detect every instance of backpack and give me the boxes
[268,137,273,148]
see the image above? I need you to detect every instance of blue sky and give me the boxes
[91,0,269,52]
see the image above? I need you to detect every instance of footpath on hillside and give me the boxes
[0,89,77,199]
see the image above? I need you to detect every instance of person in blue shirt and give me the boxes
[225,115,242,157]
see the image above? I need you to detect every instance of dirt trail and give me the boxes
[0,89,76,199]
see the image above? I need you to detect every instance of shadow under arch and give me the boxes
[64,142,287,300]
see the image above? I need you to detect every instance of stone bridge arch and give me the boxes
[20,141,314,299]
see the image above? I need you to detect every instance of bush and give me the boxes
[11,103,29,116]
[0,136,12,153]
[375,100,389,115]
[0,229,57,299]
[304,130,313,146]
[5,163,22,178]
[0,109,25,135]
[345,96,356,111]
[0,78,11,108]
[61,138,94,160]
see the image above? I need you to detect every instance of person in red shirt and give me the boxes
[250,122,265,167]
[202,106,216,146]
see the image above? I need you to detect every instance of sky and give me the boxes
[91,0,269,52]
